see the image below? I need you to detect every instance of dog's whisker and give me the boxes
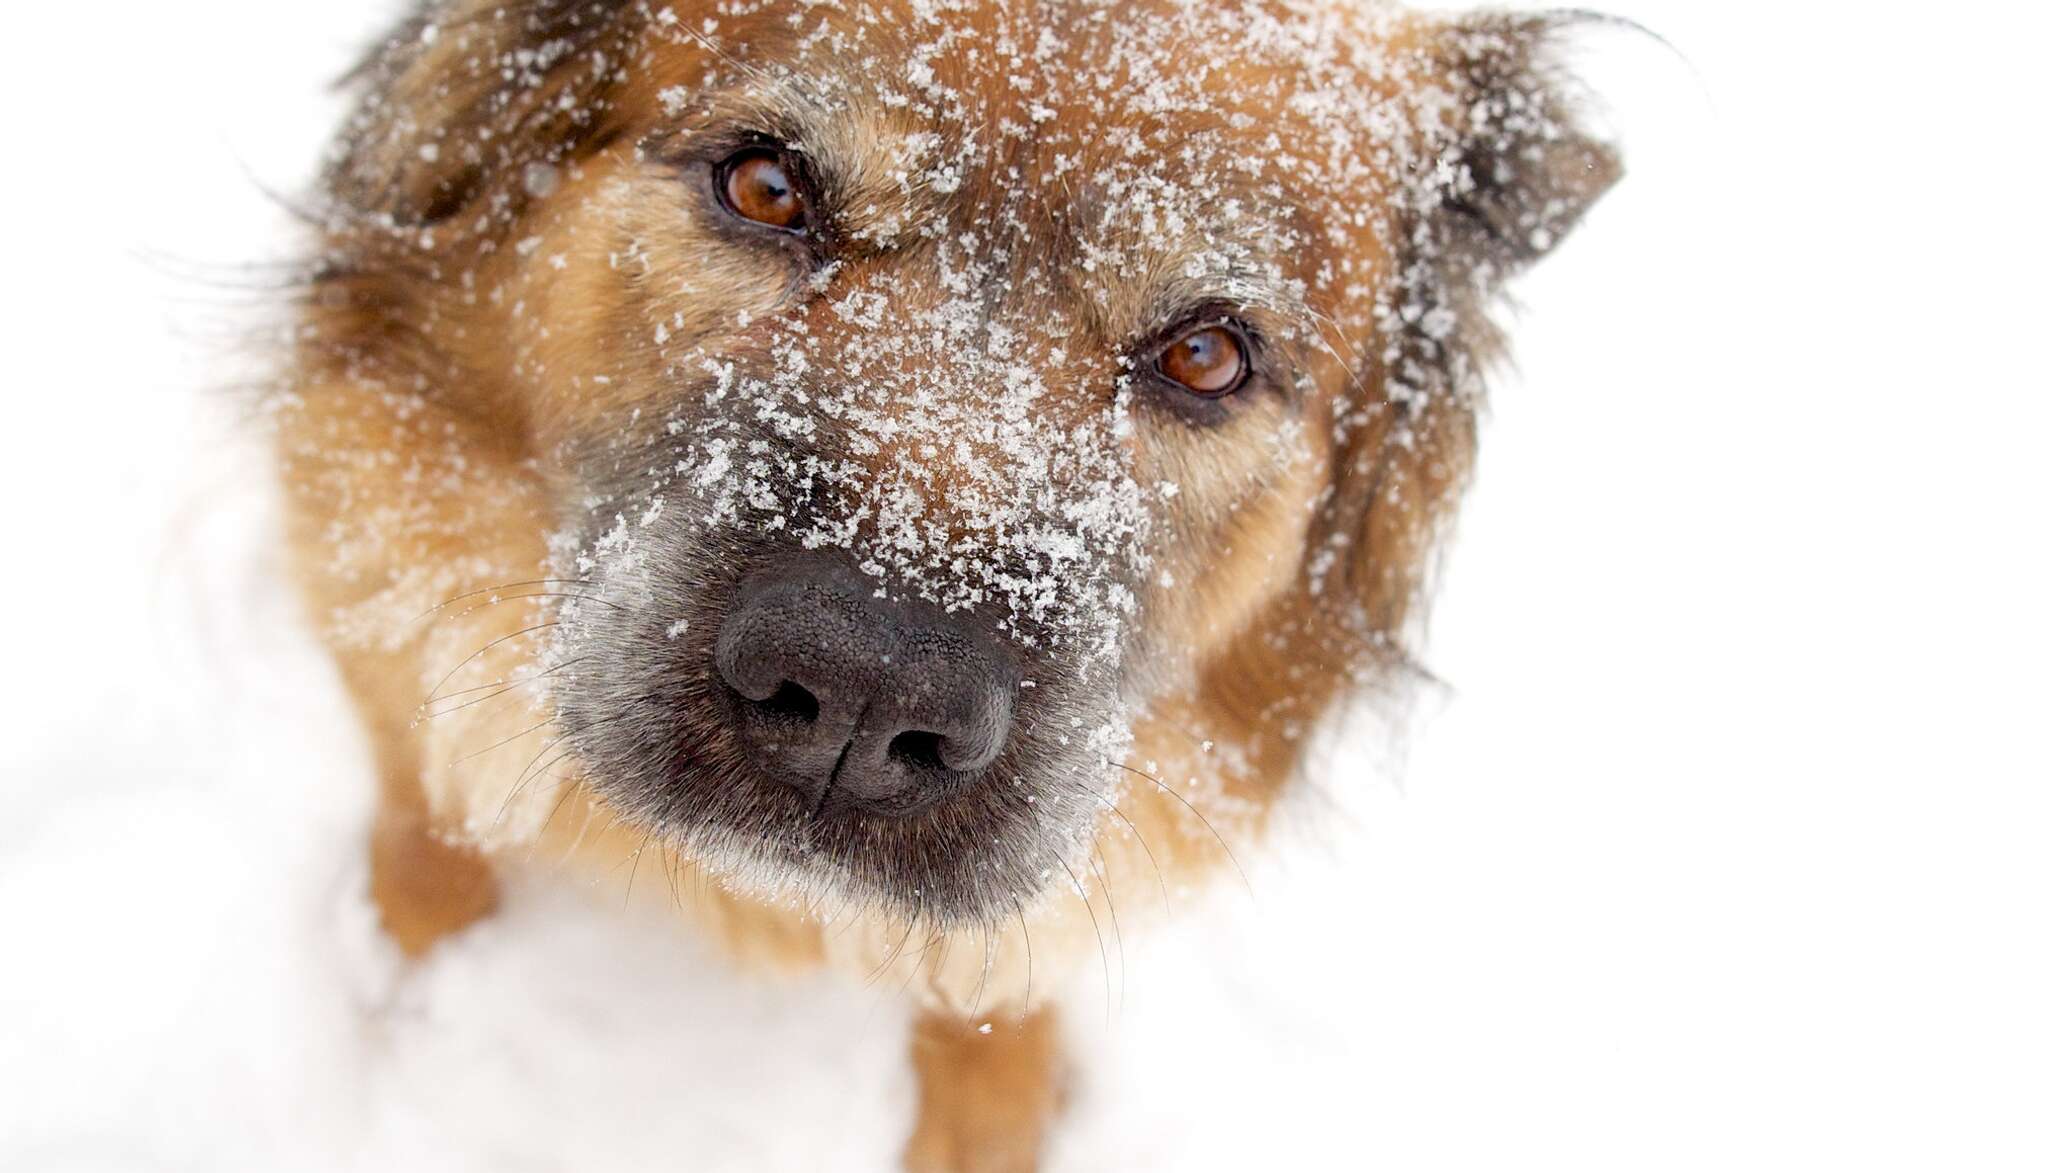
[1016,903,1036,1026]
[495,743,580,834]
[891,931,937,1007]
[497,717,642,837]
[418,665,570,722]
[419,688,550,746]
[505,724,586,813]
[1089,840,1125,1017]
[450,717,557,768]
[1069,776,1171,918]
[409,579,599,623]
[425,656,588,706]
[417,621,562,715]
[497,707,640,836]
[623,828,656,909]
[424,591,625,625]
[966,923,1000,1027]
[1109,759,1253,898]
[866,915,922,988]
[1050,849,1111,1028]
[524,779,583,864]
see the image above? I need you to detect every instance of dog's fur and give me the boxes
[269,1,1617,1166]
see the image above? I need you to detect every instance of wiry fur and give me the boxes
[269,1,1618,1167]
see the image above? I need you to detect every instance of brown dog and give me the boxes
[269,1,1617,1166]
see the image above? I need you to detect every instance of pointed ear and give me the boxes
[327,1,642,225]
[1305,14,1623,654]
[1416,12,1623,301]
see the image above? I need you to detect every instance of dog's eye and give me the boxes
[1156,325,1249,397]
[717,148,807,231]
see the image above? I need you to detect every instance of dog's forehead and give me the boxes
[659,0,1423,317]
[756,0,1416,194]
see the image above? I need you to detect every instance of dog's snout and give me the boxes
[714,561,1016,814]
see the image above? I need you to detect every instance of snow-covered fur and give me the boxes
[269,1,1617,1166]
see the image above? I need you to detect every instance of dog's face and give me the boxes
[314,0,1615,927]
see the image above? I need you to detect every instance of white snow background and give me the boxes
[3,2,2069,1170]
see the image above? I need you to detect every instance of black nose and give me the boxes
[714,560,1018,815]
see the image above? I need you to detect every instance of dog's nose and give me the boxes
[714,561,1017,814]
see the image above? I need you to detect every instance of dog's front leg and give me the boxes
[367,775,500,958]
[904,1007,1064,1173]
[276,382,551,958]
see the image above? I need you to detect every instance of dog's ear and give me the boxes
[1407,11,1623,345]
[326,0,642,225]
[1308,13,1621,656]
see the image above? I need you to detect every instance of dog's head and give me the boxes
[310,0,1616,926]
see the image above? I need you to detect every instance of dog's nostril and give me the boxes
[750,680,820,724]
[716,559,1020,813]
[887,730,946,772]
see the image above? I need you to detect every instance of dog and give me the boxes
[269,0,1618,1166]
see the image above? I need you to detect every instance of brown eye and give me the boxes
[717,148,807,230]
[1156,325,1248,396]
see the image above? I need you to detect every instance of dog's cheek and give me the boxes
[1132,417,1329,686]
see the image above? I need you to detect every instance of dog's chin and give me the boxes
[563,724,1105,928]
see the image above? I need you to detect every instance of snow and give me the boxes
[4,2,2072,1171]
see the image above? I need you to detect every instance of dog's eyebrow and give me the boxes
[1088,230,1320,346]
[1057,172,1325,338]
[1147,253,1314,331]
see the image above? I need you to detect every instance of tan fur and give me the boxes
[905,1009,1064,1173]
[274,1,1616,1165]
